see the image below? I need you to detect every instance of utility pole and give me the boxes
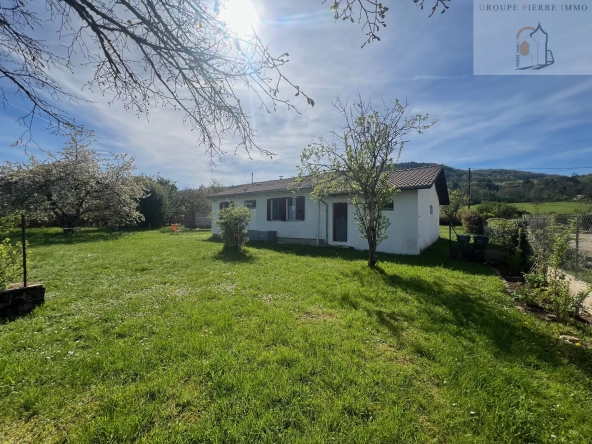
[468,168,471,209]
[251,172,254,184]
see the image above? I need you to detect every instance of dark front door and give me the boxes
[333,203,348,242]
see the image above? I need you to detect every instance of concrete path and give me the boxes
[553,268,592,314]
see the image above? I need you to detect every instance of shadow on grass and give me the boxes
[16,227,135,248]
[212,247,256,263]
[351,265,592,378]
[372,309,407,337]
[207,235,592,375]
[0,305,39,325]
[245,238,494,277]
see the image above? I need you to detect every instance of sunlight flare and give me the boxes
[217,0,259,37]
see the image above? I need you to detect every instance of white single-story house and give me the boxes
[209,165,449,255]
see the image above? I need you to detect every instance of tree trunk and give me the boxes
[367,214,378,267]
[368,245,377,267]
[367,229,378,268]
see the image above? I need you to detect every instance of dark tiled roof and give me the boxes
[387,164,443,189]
[209,176,316,197]
[209,165,449,204]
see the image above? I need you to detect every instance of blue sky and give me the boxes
[1,0,592,187]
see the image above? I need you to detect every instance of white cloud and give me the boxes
[2,0,592,185]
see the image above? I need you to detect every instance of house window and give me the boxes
[244,200,257,209]
[219,201,233,210]
[382,200,394,211]
[430,205,433,215]
[267,197,305,221]
[269,197,286,221]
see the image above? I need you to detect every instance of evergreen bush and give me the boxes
[212,205,254,252]
[461,210,483,234]
[476,201,521,219]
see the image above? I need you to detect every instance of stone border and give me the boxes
[0,284,45,319]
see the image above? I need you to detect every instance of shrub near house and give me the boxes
[462,210,483,234]
[212,204,254,251]
[476,201,522,220]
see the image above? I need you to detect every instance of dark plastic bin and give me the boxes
[457,234,471,249]
[266,231,277,243]
[247,230,260,241]
[473,235,489,250]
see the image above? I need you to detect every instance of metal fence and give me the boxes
[523,213,592,284]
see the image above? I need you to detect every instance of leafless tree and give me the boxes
[1,1,450,159]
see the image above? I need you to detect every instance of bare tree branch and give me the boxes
[1,1,450,158]
[325,0,451,47]
[1,0,316,160]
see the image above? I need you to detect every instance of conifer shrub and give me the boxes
[461,210,483,234]
[212,205,254,252]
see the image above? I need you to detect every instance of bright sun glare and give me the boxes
[217,0,259,37]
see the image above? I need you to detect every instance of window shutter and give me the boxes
[280,198,286,221]
[267,199,271,221]
[296,196,305,220]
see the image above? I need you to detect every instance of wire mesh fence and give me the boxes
[523,213,592,284]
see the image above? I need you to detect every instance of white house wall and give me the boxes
[417,186,440,251]
[211,188,429,255]
[211,192,322,241]
[319,191,419,255]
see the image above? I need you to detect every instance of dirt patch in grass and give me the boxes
[298,311,336,322]
[257,293,288,303]
[375,340,418,367]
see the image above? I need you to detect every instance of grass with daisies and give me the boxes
[1,228,591,443]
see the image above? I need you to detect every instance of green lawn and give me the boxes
[510,201,585,214]
[460,201,587,215]
[439,225,465,239]
[1,229,591,443]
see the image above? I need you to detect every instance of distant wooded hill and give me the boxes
[396,162,592,204]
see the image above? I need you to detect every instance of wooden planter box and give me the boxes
[0,284,45,319]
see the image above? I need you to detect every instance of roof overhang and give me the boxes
[208,187,313,199]
[209,165,450,204]
[434,168,450,205]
